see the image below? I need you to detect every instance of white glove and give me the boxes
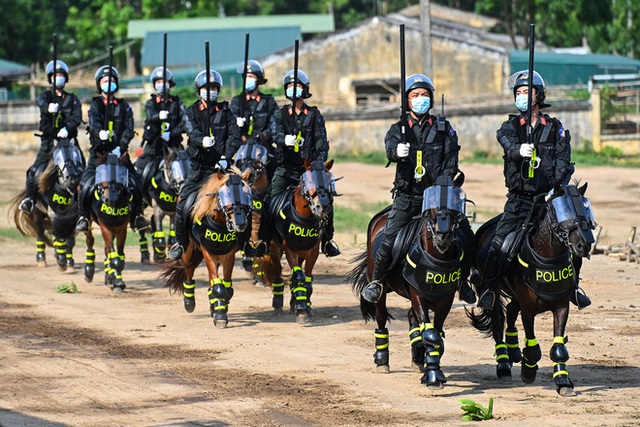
[99,130,110,141]
[519,143,534,158]
[236,117,246,128]
[48,103,59,113]
[396,143,410,158]
[111,146,121,157]
[202,136,215,148]
[57,127,68,139]
[158,110,169,120]
[284,135,297,147]
[216,157,229,171]
[161,131,170,141]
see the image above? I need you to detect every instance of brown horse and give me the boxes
[468,182,596,396]
[83,152,132,292]
[161,167,253,328]
[253,159,337,324]
[11,139,84,271]
[347,174,473,388]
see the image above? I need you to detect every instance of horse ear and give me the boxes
[325,159,334,170]
[578,182,588,196]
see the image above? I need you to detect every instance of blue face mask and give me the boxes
[100,82,118,93]
[410,96,431,115]
[515,94,531,112]
[200,89,218,101]
[245,77,257,92]
[286,86,303,99]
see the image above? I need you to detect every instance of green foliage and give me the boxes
[567,89,590,101]
[56,282,79,293]
[599,85,619,122]
[334,202,389,233]
[460,397,494,421]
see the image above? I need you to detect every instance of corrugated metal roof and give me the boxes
[128,14,334,39]
[510,51,640,85]
[0,58,31,79]
[141,27,299,69]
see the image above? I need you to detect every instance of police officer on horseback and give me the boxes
[168,69,242,260]
[135,67,185,177]
[475,70,591,310]
[76,65,150,233]
[19,59,83,214]
[253,69,340,258]
[361,73,475,304]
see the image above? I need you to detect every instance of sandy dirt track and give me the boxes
[0,154,639,427]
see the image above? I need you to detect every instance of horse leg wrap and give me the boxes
[505,327,522,363]
[521,337,541,384]
[168,229,176,246]
[272,281,285,309]
[139,234,149,258]
[373,328,390,367]
[421,323,447,386]
[54,239,67,268]
[305,275,313,308]
[409,326,425,372]
[290,266,307,312]
[208,279,228,316]
[84,249,95,279]
[109,250,124,272]
[183,280,196,313]
[153,231,167,259]
[550,336,573,391]
[36,240,46,263]
[495,343,512,379]
[223,280,234,303]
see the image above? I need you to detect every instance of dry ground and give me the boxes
[0,154,639,427]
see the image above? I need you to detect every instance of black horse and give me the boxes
[468,182,596,396]
[137,147,191,263]
[12,139,84,271]
[347,175,473,388]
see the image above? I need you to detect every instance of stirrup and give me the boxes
[477,289,496,310]
[253,241,268,257]
[75,216,89,233]
[322,240,341,257]
[572,287,591,310]
[362,281,383,303]
[168,243,184,261]
[134,215,151,231]
[19,198,34,214]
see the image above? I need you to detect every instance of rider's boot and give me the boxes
[361,239,393,303]
[19,168,37,214]
[321,208,340,257]
[570,256,591,309]
[168,200,186,261]
[477,235,504,310]
[75,183,91,233]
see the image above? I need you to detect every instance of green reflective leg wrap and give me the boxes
[208,278,227,314]
[36,240,46,262]
[374,327,390,367]
[305,275,313,307]
[85,250,95,265]
[290,266,307,311]
[551,336,570,379]
[183,280,196,299]
[495,343,509,363]
[409,325,425,371]
[505,327,522,362]
[272,281,284,310]
[223,279,233,303]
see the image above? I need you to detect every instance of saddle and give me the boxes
[475,214,523,273]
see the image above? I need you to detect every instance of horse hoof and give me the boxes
[375,365,390,374]
[37,260,47,268]
[57,263,68,272]
[521,369,537,384]
[66,266,76,275]
[296,312,309,324]
[411,361,425,373]
[427,382,445,391]
[184,298,196,313]
[558,386,576,397]
[213,314,228,329]
[112,286,124,294]
[242,258,253,272]
[273,308,284,317]
[306,307,314,322]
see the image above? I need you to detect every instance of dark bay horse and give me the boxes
[11,139,84,271]
[253,159,338,324]
[83,153,133,292]
[161,167,253,328]
[468,183,596,396]
[233,141,269,273]
[137,147,190,263]
[347,175,472,388]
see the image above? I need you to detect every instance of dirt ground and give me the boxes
[0,154,639,427]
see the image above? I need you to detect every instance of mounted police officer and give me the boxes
[134,67,185,178]
[476,70,591,310]
[168,69,242,260]
[75,65,150,233]
[254,69,340,258]
[19,60,83,213]
[361,73,475,304]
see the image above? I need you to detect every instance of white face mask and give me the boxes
[245,77,257,92]
[155,82,168,94]
[54,75,66,89]
[286,86,303,99]
[200,88,218,101]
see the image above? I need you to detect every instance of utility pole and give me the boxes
[420,0,433,77]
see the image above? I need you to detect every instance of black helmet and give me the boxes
[405,73,435,101]
[282,69,311,99]
[238,59,267,84]
[94,65,119,93]
[508,70,549,108]
[45,60,70,84]
[193,69,223,92]
[149,67,176,87]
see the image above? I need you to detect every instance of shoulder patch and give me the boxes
[558,127,565,137]
[450,126,456,136]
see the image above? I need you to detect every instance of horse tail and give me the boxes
[9,190,54,246]
[346,250,381,322]
[465,297,506,338]
[160,249,204,294]
[252,254,278,287]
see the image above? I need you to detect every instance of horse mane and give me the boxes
[191,166,245,220]
[37,161,56,194]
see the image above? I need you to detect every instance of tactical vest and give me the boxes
[186,101,228,165]
[89,97,129,154]
[276,105,324,166]
[238,94,275,136]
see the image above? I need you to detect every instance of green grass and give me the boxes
[0,227,28,241]
[334,201,389,233]
[332,151,388,165]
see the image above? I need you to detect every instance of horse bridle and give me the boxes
[215,174,251,232]
[300,161,335,215]
[547,188,595,251]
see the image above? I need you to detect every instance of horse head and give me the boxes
[546,182,596,258]
[162,147,191,194]
[300,159,337,219]
[95,153,129,206]
[53,139,84,193]
[234,141,269,194]
[422,174,467,254]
